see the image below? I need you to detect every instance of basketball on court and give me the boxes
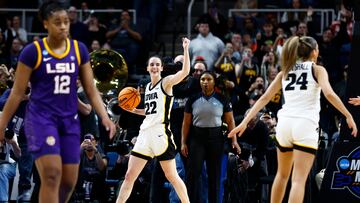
[118,87,141,110]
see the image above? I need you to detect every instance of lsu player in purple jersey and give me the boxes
[228,36,357,203]
[0,1,115,203]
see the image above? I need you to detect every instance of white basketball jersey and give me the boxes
[140,79,173,130]
[277,61,321,123]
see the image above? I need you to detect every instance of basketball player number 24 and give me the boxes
[285,72,308,91]
[54,75,70,94]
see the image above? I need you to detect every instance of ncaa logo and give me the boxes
[331,146,360,198]
[46,135,56,146]
[42,50,48,56]
[339,158,350,170]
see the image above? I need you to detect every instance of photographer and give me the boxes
[236,47,260,96]
[245,76,266,111]
[0,130,21,202]
[0,65,32,201]
[72,133,107,202]
[214,42,237,73]
[235,109,269,203]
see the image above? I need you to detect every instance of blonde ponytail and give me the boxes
[281,36,300,77]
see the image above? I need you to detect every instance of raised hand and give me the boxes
[182,37,190,50]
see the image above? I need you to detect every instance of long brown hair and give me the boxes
[281,36,317,77]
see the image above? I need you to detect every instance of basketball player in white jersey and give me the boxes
[228,36,357,203]
[116,38,190,203]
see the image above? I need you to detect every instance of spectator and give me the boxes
[4,15,28,45]
[281,0,307,25]
[89,39,101,52]
[0,64,10,95]
[236,47,260,93]
[223,16,238,42]
[234,0,258,18]
[240,17,259,40]
[189,21,224,71]
[0,68,33,202]
[317,21,351,142]
[0,30,7,65]
[296,21,309,37]
[260,50,280,86]
[195,2,228,41]
[106,10,142,75]
[318,22,350,86]
[0,132,21,202]
[77,79,99,140]
[246,76,266,107]
[181,71,240,203]
[87,14,107,47]
[260,110,277,136]
[214,42,238,101]
[68,6,89,45]
[72,133,108,202]
[273,32,287,65]
[7,38,23,70]
[242,33,257,53]
[233,109,269,202]
[192,57,207,80]
[256,22,277,60]
[132,0,164,42]
[230,32,243,61]
[214,42,237,74]
[79,1,92,24]
[264,66,282,116]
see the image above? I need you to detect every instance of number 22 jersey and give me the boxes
[19,38,89,117]
[140,79,173,130]
[277,61,321,123]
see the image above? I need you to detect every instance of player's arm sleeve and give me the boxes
[18,43,39,70]
[78,41,90,65]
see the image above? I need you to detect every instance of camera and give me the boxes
[237,142,256,160]
[107,140,133,155]
[5,129,14,140]
[84,134,93,140]
[162,61,183,77]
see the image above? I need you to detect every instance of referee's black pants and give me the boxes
[186,126,225,203]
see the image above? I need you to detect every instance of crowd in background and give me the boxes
[0,0,355,202]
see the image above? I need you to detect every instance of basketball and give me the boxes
[118,87,141,110]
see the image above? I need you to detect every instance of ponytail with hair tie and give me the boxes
[299,37,313,49]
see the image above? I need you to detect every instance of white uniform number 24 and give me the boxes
[54,75,70,94]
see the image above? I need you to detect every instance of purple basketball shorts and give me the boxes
[24,108,81,164]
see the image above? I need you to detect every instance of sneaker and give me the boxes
[17,189,32,202]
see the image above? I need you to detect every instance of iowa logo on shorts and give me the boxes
[46,135,56,146]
